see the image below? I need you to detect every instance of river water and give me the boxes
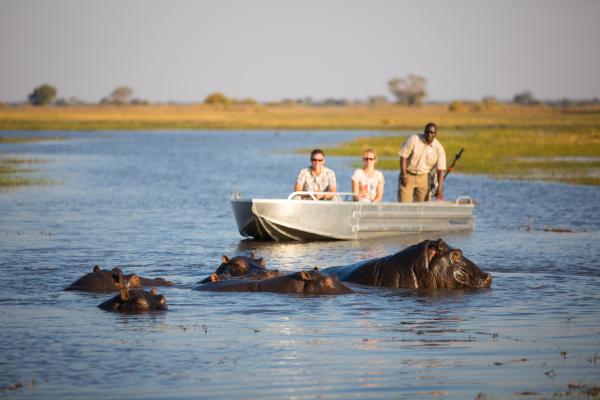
[1,130,599,399]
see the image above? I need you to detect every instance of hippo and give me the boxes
[198,254,280,284]
[323,239,492,289]
[98,287,168,313]
[65,265,173,292]
[196,268,352,295]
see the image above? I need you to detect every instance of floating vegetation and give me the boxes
[0,135,61,188]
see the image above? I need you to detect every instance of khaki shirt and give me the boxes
[399,134,447,174]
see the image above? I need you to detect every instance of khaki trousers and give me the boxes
[398,173,429,202]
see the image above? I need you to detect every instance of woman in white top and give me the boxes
[351,148,385,203]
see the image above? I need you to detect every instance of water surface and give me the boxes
[1,131,599,398]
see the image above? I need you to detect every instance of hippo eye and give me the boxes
[158,296,166,305]
[135,298,149,309]
[451,250,463,263]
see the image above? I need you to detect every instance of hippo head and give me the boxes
[216,254,266,277]
[293,268,353,295]
[427,239,492,289]
[98,287,168,313]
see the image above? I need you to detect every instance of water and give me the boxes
[1,130,599,399]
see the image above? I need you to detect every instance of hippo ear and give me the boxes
[221,255,230,264]
[451,250,463,262]
[120,289,129,301]
[250,251,256,258]
[210,273,219,282]
[257,258,266,267]
[127,274,140,289]
[299,271,311,281]
[313,267,319,271]
[93,265,101,273]
[291,271,311,281]
[112,267,123,275]
[111,271,122,284]
[435,239,447,252]
[151,287,158,296]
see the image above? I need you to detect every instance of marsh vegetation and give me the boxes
[1,104,598,185]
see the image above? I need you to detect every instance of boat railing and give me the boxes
[287,191,356,202]
[455,196,474,205]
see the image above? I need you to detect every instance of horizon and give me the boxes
[1,0,599,104]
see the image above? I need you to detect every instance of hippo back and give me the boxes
[324,242,429,288]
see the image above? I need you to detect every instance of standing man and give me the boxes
[295,149,337,200]
[398,122,447,202]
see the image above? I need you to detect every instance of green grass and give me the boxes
[0,136,67,143]
[0,175,50,188]
[0,153,51,188]
[323,127,600,185]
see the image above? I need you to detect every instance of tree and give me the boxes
[28,84,57,105]
[204,92,230,105]
[388,75,427,105]
[513,90,538,105]
[111,86,134,103]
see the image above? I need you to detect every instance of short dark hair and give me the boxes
[310,149,324,158]
[424,122,437,132]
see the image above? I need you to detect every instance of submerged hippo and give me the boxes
[323,239,492,289]
[98,287,168,313]
[199,254,280,284]
[196,268,352,295]
[65,265,173,292]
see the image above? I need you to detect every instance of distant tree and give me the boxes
[111,86,134,104]
[99,86,134,105]
[388,75,427,105]
[513,90,538,105]
[28,84,57,105]
[204,92,230,105]
[368,95,390,105]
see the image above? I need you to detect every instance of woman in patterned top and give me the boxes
[351,148,384,203]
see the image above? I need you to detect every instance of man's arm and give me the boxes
[399,157,408,187]
[436,170,445,201]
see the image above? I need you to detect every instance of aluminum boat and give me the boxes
[231,191,475,241]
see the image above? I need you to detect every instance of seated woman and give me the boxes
[351,148,384,203]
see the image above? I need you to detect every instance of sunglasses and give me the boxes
[311,158,324,162]
[363,157,375,161]
[425,130,436,134]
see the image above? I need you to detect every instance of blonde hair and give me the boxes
[362,148,377,159]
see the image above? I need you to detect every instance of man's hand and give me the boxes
[399,173,407,187]
[436,188,444,201]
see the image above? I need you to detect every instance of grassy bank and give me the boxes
[324,126,600,185]
[2,103,600,131]
[1,104,599,185]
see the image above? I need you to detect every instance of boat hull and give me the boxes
[231,198,474,241]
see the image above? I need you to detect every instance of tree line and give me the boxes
[21,78,600,108]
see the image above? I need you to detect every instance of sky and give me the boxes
[1,0,599,103]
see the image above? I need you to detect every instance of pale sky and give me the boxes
[1,0,599,103]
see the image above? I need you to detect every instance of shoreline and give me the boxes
[1,104,599,186]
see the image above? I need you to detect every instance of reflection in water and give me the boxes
[1,131,599,399]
